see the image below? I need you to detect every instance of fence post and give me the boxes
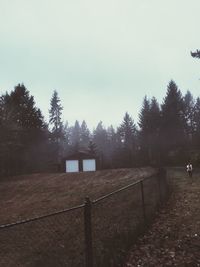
[158,168,167,203]
[157,172,162,206]
[84,197,93,267]
[140,181,146,224]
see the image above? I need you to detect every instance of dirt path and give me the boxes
[124,169,200,267]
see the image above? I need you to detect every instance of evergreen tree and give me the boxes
[62,121,70,154]
[118,112,136,147]
[139,96,161,165]
[107,125,117,152]
[118,112,137,167]
[9,84,44,130]
[49,90,64,168]
[80,120,90,148]
[161,80,187,164]
[0,93,17,176]
[0,84,46,175]
[193,97,200,148]
[138,96,150,132]
[183,91,195,144]
[70,120,81,152]
[148,97,161,165]
[138,96,151,164]
[93,121,108,149]
[93,121,108,168]
[191,49,200,58]
[105,125,118,168]
[49,90,63,136]
[88,140,97,155]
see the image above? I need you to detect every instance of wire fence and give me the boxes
[0,168,170,267]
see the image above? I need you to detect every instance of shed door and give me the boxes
[66,160,79,172]
[83,159,96,172]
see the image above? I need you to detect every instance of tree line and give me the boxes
[0,80,200,176]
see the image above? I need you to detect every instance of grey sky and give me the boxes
[0,0,200,129]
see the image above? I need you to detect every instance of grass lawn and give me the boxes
[0,167,159,267]
[0,167,155,225]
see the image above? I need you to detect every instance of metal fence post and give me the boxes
[84,197,93,267]
[157,173,162,206]
[158,168,167,202]
[140,181,146,224]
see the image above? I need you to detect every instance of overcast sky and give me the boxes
[0,0,200,129]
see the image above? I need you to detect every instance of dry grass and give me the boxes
[0,167,160,267]
[0,168,155,225]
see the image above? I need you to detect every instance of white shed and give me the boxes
[65,152,97,173]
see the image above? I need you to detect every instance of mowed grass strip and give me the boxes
[0,167,155,225]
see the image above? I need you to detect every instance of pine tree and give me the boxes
[191,49,200,58]
[138,97,161,165]
[49,90,63,135]
[88,140,97,155]
[193,97,200,148]
[93,121,108,148]
[49,90,64,167]
[138,96,151,164]
[70,120,81,152]
[0,84,46,175]
[118,112,136,147]
[161,80,187,164]
[118,112,137,167]
[138,96,150,132]
[62,121,70,154]
[107,125,117,152]
[106,125,119,168]
[80,120,90,148]
[183,91,195,144]
[93,121,108,168]
[9,84,44,130]
[149,97,161,165]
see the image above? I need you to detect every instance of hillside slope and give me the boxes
[124,168,200,266]
[0,167,155,225]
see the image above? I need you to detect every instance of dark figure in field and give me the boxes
[186,163,193,178]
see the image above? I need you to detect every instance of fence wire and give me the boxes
[0,208,84,267]
[92,183,142,267]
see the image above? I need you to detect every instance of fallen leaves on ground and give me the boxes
[124,172,200,267]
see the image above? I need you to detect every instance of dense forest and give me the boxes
[0,79,200,176]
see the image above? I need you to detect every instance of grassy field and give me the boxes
[0,167,160,267]
[0,167,155,225]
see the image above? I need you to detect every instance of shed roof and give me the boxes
[65,151,96,160]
